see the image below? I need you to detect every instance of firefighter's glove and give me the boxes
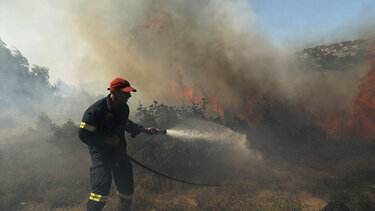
[142,127,158,135]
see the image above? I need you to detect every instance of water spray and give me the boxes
[127,127,225,186]
[129,119,260,186]
[166,129,233,141]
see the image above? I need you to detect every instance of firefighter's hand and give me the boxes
[142,127,157,135]
[105,135,121,147]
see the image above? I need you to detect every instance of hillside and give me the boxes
[298,39,368,70]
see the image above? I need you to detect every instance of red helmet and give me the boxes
[109,77,137,92]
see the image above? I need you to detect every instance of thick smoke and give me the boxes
[67,0,277,106]
[65,0,372,121]
[2,1,375,210]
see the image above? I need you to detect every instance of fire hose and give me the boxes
[127,128,221,187]
[127,154,221,187]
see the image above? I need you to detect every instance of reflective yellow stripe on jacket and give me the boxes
[80,122,96,132]
[89,193,108,202]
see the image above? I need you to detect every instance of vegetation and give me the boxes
[1,38,375,210]
[1,99,375,210]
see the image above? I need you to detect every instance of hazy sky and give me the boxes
[252,0,375,46]
[0,0,374,85]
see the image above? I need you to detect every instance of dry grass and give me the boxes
[2,118,375,211]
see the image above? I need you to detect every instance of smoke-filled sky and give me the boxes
[0,0,374,115]
[0,0,374,85]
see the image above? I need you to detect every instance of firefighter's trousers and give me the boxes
[87,146,134,211]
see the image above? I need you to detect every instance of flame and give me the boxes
[169,66,225,118]
[206,97,224,118]
[316,42,375,139]
[169,67,260,121]
[237,96,258,125]
[169,43,375,135]
[169,69,202,103]
[350,45,375,139]
[315,110,353,136]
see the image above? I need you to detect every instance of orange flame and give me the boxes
[206,97,224,118]
[169,65,226,118]
[237,96,258,125]
[316,42,375,139]
[350,45,375,139]
[315,110,353,136]
[169,69,202,103]
[169,44,375,135]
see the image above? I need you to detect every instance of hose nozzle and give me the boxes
[158,129,167,134]
[148,128,167,135]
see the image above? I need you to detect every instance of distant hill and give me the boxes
[297,39,368,71]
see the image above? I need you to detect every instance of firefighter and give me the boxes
[79,77,154,211]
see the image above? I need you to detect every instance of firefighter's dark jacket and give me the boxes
[79,95,143,149]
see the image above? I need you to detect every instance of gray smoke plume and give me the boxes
[68,0,278,109]
[63,0,374,120]
[2,1,375,210]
